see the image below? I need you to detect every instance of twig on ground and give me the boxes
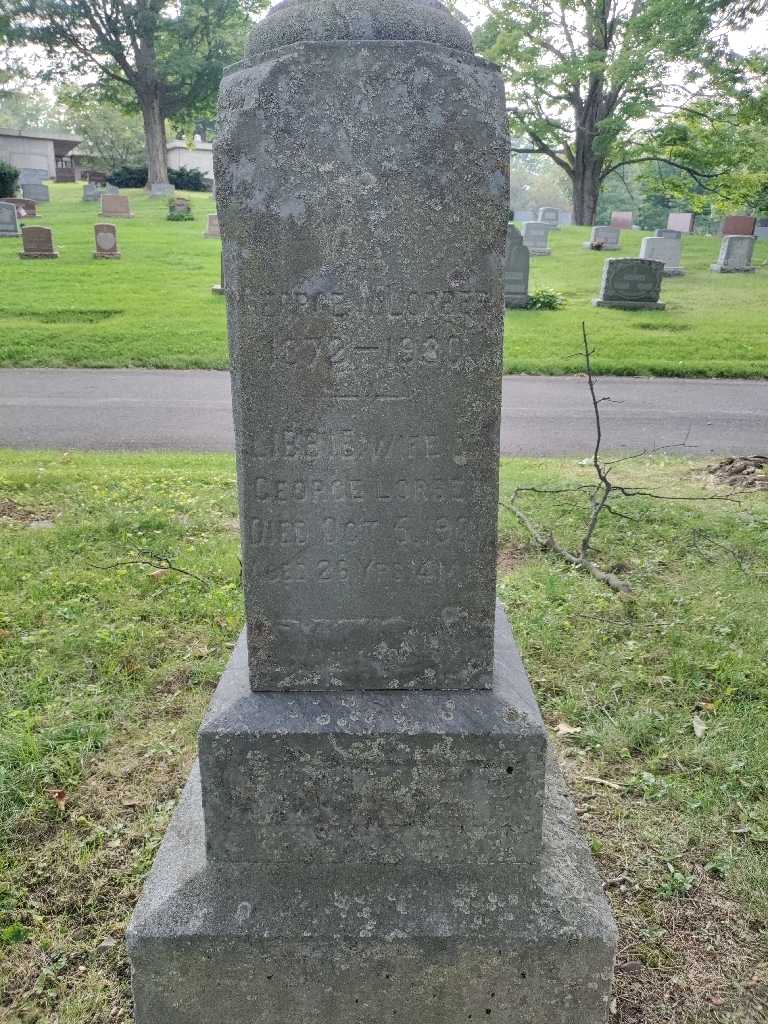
[89,548,213,588]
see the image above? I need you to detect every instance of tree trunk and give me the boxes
[140,93,168,185]
[572,169,601,225]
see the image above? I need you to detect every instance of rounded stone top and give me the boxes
[247,0,474,57]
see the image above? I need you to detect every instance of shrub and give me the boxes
[0,160,20,197]
[107,164,148,188]
[527,288,566,311]
[168,166,210,192]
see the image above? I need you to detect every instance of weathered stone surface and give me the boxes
[522,220,551,255]
[710,234,757,273]
[503,224,530,308]
[101,195,133,218]
[583,225,620,251]
[21,183,49,203]
[19,225,57,259]
[93,223,120,259]
[18,167,47,185]
[593,258,665,309]
[538,206,560,229]
[215,9,509,693]
[610,210,633,229]
[82,183,101,202]
[199,607,547,867]
[0,200,20,237]
[129,742,617,1024]
[104,183,120,196]
[204,213,220,238]
[667,211,695,233]
[639,235,684,276]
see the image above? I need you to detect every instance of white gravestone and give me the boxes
[639,235,685,276]
[710,235,757,274]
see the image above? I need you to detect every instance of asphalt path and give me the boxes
[0,369,766,457]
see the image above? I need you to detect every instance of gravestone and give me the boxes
[170,197,192,214]
[19,225,58,259]
[101,195,133,218]
[503,223,530,308]
[721,214,756,237]
[128,5,616,1024]
[756,219,768,241]
[610,210,633,229]
[0,200,20,237]
[93,223,121,259]
[203,213,220,238]
[593,258,665,309]
[21,183,49,203]
[656,228,682,239]
[538,206,560,229]
[639,235,685,276]
[212,251,225,294]
[87,171,107,186]
[583,225,621,251]
[0,197,37,218]
[514,209,534,223]
[667,211,695,233]
[150,183,175,198]
[710,234,757,273]
[82,183,102,202]
[104,183,120,195]
[18,168,47,185]
[522,219,552,255]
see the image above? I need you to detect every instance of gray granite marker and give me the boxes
[656,228,682,239]
[593,257,665,309]
[639,234,685,276]
[538,205,560,229]
[129,4,616,1022]
[0,200,20,237]
[18,168,47,185]
[522,219,552,255]
[503,223,530,308]
[583,225,621,250]
[21,183,49,203]
[711,234,757,273]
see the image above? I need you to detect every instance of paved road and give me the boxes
[0,369,766,456]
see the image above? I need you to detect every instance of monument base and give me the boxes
[129,758,616,1024]
[592,298,665,310]
[212,284,225,294]
[504,296,529,309]
[710,264,756,273]
[662,268,685,277]
[93,252,121,259]
[528,247,551,256]
[19,251,58,259]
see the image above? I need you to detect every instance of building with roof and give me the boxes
[0,127,83,180]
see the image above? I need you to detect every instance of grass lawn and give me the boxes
[0,183,767,378]
[1,450,766,1022]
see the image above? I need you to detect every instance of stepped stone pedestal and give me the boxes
[128,2,617,1021]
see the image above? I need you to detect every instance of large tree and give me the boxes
[475,0,768,224]
[3,0,267,184]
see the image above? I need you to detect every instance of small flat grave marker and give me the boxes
[19,225,58,259]
[593,258,665,309]
[94,223,121,259]
[711,234,757,273]
[0,201,20,238]
[639,235,685,276]
[101,195,134,218]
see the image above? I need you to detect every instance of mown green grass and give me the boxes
[1,184,766,377]
[0,183,229,369]
[0,450,766,1021]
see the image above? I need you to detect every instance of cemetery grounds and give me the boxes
[0,183,767,377]
[0,186,766,1023]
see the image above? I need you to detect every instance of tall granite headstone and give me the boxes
[522,219,552,255]
[503,223,530,308]
[19,225,58,259]
[711,234,757,273]
[593,258,665,309]
[0,200,20,237]
[639,234,685,276]
[583,225,620,250]
[128,5,616,1023]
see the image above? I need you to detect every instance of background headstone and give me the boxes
[610,210,634,229]
[170,197,192,214]
[82,183,102,202]
[538,206,560,229]
[93,222,121,259]
[593,258,665,309]
[0,200,20,237]
[104,184,120,196]
[639,234,685,276]
[583,225,620,250]
[656,228,682,239]
[87,171,107,186]
[101,195,133,218]
[756,219,768,240]
[667,211,695,233]
[203,213,220,238]
[19,225,58,259]
[18,168,47,186]
[513,209,534,223]
[129,7,616,1024]
[212,250,225,294]
[711,234,757,273]
[503,223,530,308]
[721,214,756,236]
[522,220,552,254]
[21,183,49,203]
[0,197,36,219]
[150,183,175,198]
